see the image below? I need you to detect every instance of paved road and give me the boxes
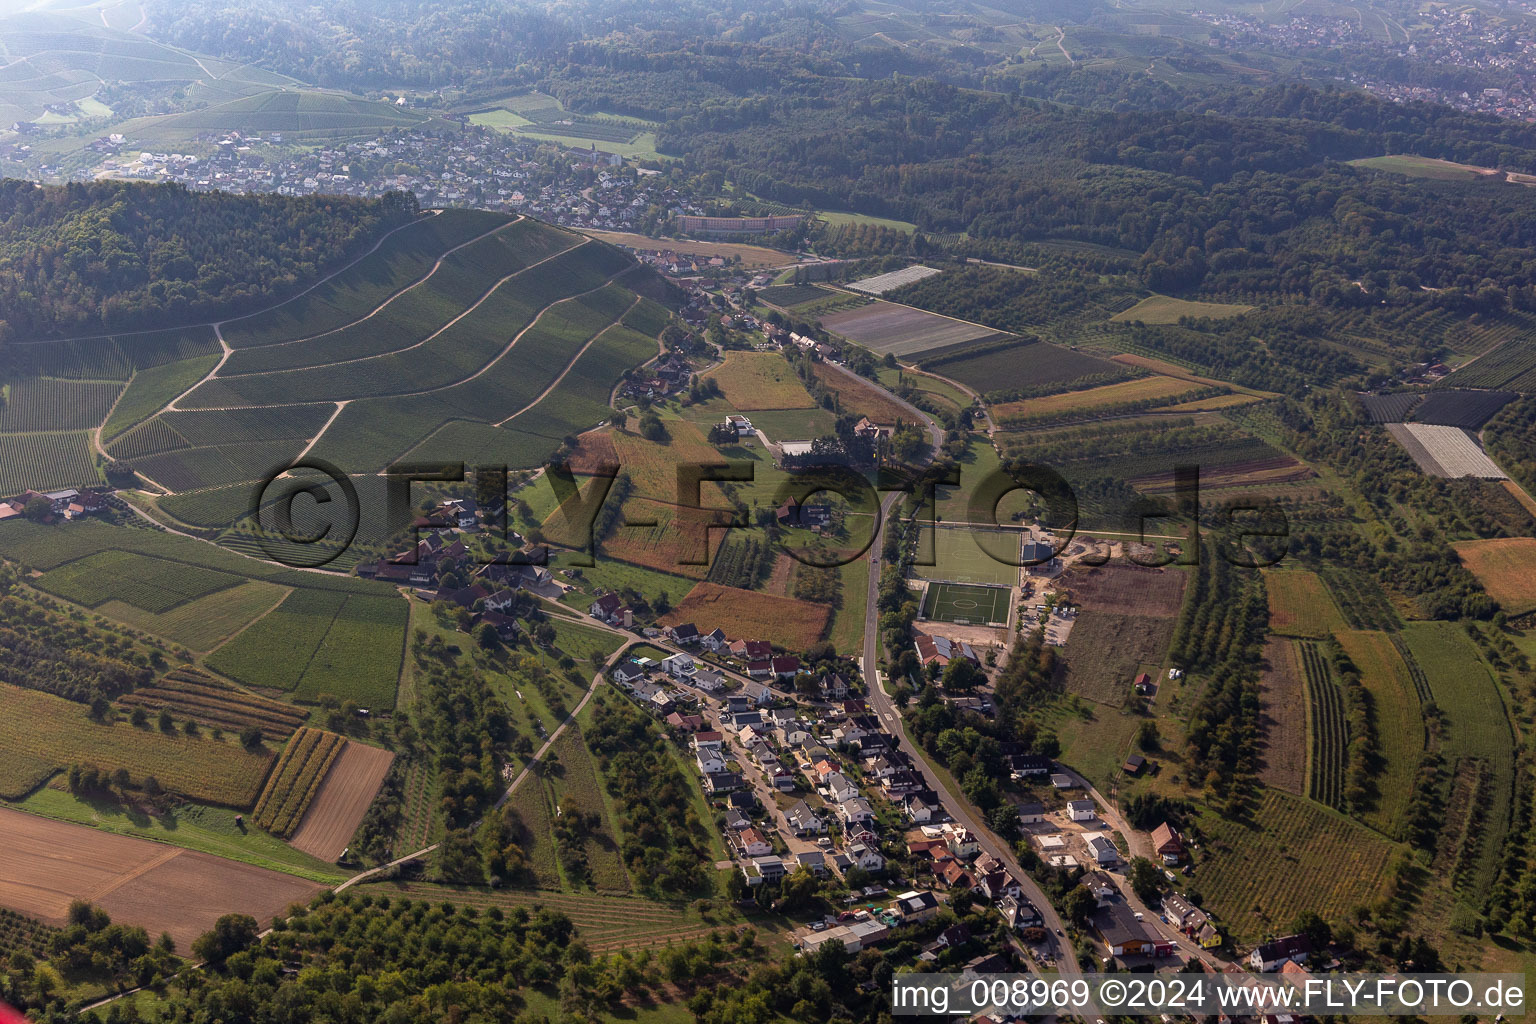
[859,491,1101,999]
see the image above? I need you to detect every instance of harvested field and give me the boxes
[992,375,1198,423]
[1258,638,1307,795]
[659,581,830,650]
[0,806,320,952]
[705,351,816,411]
[1059,611,1176,706]
[820,300,996,356]
[811,363,911,425]
[1265,570,1346,638]
[1387,423,1507,479]
[1453,537,1536,613]
[288,741,395,862]
[1058,563,1186,618]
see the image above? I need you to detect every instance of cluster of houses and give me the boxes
[0,487,105,524]
[618,353,693,402]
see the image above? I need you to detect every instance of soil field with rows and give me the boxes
[288,741,394,862]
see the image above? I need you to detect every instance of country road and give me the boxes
[860,489,1102,1003]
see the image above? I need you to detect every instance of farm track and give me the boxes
[230,218,522,352]
[495,296,641,426]
[166,242,624,414]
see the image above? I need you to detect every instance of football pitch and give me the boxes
[914,527,1021,587]
[922,582,1012,625]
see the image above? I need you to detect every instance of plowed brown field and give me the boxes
[288,742,395,862]
[0,806,320,950]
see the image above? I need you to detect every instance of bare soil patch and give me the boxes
[289,742,395,862]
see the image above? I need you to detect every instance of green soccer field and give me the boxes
[914,526,1021,587]
[922,582,1012,625]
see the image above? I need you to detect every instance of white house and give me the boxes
[662,652,697,679]
[1017,801,1045,825]
[786,800,826,835]
[737,827,772,858]
[1067,799,1097,823]
[825,772,859,804]
[1082,831,1119,866]
[905,794,935,823]
[846,840,885,872]
[696,749,726,775]
[839,797,876,827]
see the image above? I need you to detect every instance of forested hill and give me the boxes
[661,79,1536,307]
[0,180,418,340]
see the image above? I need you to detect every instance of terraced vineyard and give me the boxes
[0,211,672,509]
[1299,641,1346,810]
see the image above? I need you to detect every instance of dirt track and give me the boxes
[0,806,320,951]
[289,742,395,862]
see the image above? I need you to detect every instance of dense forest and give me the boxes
[661,78,1536,307]
[0,181,416,339]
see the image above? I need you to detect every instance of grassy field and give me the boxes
[991,375,1197,422]
[659,581,830,650]
[207,591,407,709]
[1265,569,1347,638]
[913,526,1020,587]
[0,681,274,807]
[95,580,288,653]
[578,230,791,269]
[810,363,913,425]
[1401,622,1514,894]
[1109,294,1253,323]
[1197,790,1396,945]
[548,728,631,892]
[921,581,1011,624]
[705,351,817,411]
[826,555,870,654]
[504,772,562,887]
[1335,630,1423,838]
[817,209,918,233]
[1453,538,1536,614]
[1348,155,1502,181]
